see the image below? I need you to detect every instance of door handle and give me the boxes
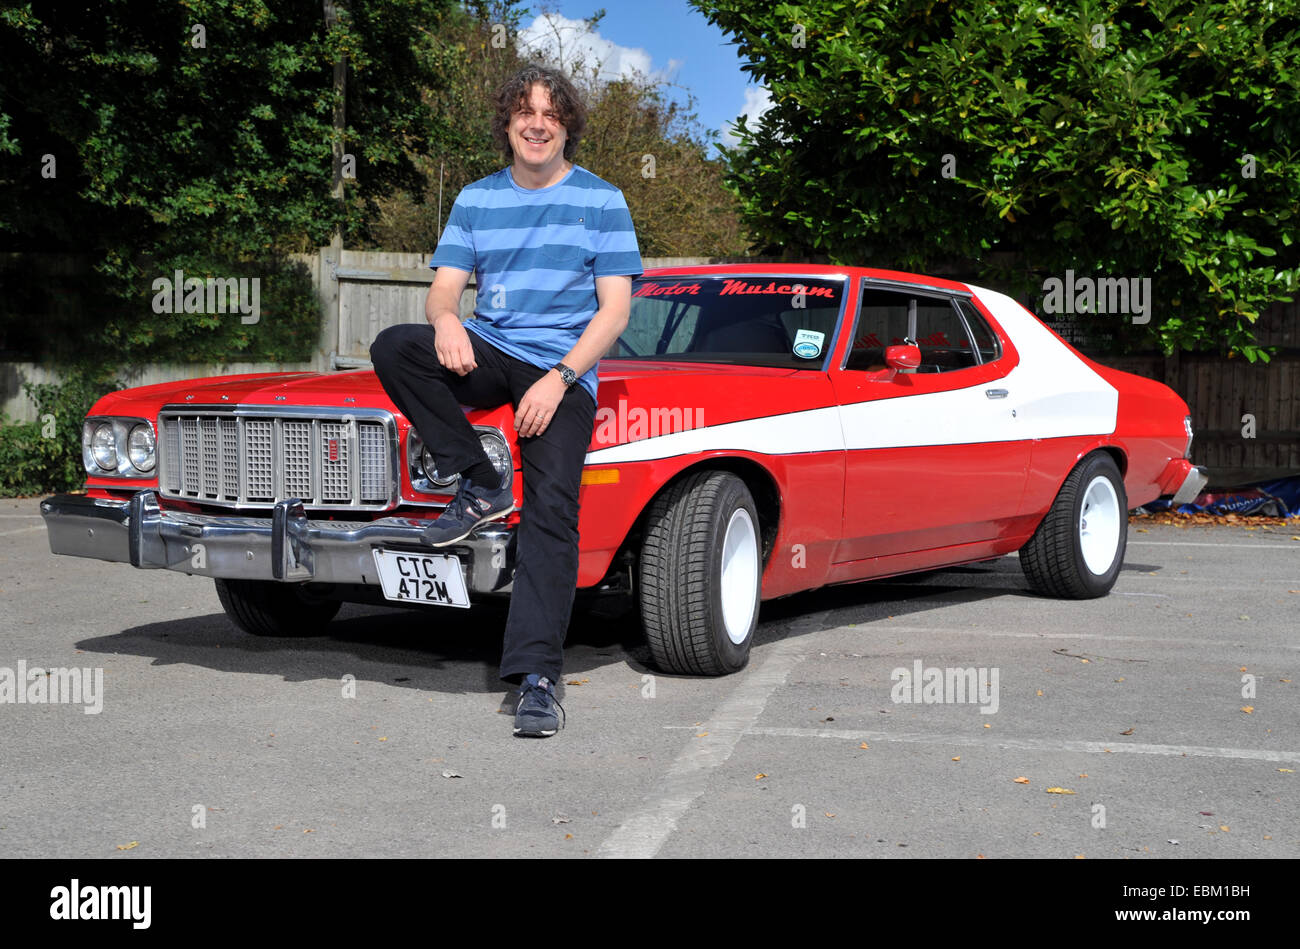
[985,388,1009,399]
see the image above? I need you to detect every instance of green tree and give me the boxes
[0,0,456,363]
[692,0,1300,360]
[362,2,749,258]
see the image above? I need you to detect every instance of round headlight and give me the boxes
[91,423,117,470]
[128,423,156,472]
[423,446,458,486]
[479,432,511,486]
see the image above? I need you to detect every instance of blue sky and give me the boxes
[514,2,773,154]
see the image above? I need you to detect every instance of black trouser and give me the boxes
[369,322,596,684]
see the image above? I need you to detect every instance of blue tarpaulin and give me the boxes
[1136,475,1300,518]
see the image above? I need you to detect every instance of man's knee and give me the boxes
[370,323,429,376]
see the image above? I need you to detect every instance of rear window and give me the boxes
[609,276,845,369]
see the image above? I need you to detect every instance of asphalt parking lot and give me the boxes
[1,495,1296,859]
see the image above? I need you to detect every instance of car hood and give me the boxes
[89,361,837,451]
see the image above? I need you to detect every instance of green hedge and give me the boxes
[0,369,123,496]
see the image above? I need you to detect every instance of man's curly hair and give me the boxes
[491,64,587,163]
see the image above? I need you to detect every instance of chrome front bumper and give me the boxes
[40,490,515,594]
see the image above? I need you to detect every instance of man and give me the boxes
[369,64,642,738]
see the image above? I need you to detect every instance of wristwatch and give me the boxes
[553,362,578,387]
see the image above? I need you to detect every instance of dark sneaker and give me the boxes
[513,674,565,737]
[421,475,514,547]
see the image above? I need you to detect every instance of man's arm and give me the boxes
[558,274,631,376]
[425,266,476,375]
[514,274,632,438]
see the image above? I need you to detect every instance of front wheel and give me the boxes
[639,471,762,675]
[1019,451,1127,599]
[214,579,342,636]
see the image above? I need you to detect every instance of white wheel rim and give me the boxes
[1079,475,1121,575]
[720,507,759,644]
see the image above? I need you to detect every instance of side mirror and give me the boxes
[884,344,921,371]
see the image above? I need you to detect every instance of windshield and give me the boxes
[607,275,845,369]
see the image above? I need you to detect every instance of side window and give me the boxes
[847,287,978,372]
[913,298,977,371]
[959,300,1001,363]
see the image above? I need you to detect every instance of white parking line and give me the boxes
[1129,541,1299,549]
[0,526,44,537]
[746,727,1300,763]
[843,625,1300,652]
[597,636,806,859]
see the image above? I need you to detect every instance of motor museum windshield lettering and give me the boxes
[633,280,837,299]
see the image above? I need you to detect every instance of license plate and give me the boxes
[372,548,470,608]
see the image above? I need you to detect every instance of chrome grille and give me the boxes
[158,408,396,510]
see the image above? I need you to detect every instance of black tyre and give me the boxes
[639,471,762,675]
[214,579,341,636]
[1019,451,1128,599]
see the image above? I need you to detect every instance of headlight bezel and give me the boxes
[82,417,157,479]
[407,426,513,496]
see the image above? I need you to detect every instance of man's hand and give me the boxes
[515,370,567,438]
[425,266,475,375]
[432,312,477,375]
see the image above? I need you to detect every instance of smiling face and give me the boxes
[507,82,569,183]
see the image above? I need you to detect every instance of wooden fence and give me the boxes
[4,247,1296,483]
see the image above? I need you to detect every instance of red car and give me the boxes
[42,264,1206,675]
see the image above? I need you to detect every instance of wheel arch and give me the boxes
[594,455,783,588]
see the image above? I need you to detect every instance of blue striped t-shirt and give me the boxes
[429,164,643,404]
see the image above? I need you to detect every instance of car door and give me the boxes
[830,279,1030,563]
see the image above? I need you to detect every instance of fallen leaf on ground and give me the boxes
[1220,825,1230,832]
[952,756,961,762]
[1241,706,1254,714]
[1046,787,1076,795]
[754,773,767,780]
[115,841,139,851]
[1014,776,1030,784]
[859,742,869,749]
[1120,727,1135,735]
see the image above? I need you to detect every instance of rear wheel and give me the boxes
[639,471,762,675]
[214,579,341,636]
[1019,451,1127,599]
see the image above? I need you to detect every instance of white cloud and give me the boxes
[718,86,774,148]
[518,13,677,83]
